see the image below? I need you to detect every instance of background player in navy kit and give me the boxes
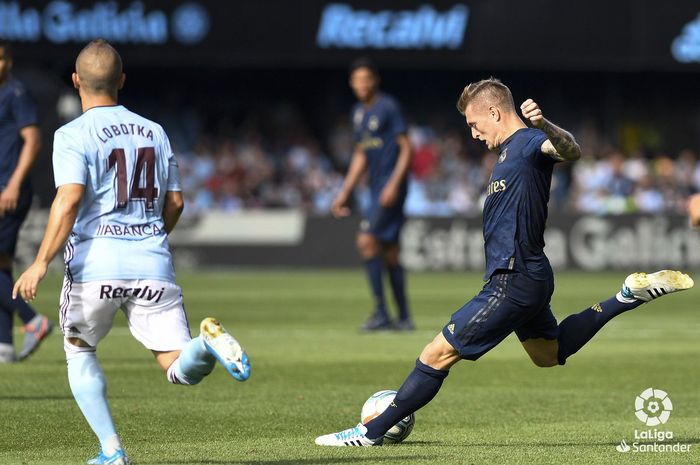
[689,193,700,227]
[331,58,414,331]
[0,42,52,363]
[315,78,693,446]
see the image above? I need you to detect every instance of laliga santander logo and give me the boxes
[635,388,672,426]
[615,387,692,454]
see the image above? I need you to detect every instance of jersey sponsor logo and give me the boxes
[99,284,165,302]
[359,134,384,150]
[95,223,163,237]
[486,179,507,197]
[96,123,154,144]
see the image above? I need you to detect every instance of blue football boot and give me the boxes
[200,317,250,381]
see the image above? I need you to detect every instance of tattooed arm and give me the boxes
[520,98,581,162]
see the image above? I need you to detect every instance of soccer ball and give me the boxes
[360,390,415,443]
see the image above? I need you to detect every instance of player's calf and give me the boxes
[521,338,559,367]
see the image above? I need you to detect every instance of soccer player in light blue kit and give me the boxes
[13,40,251,465]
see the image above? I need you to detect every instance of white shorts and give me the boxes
[59,278,192,351]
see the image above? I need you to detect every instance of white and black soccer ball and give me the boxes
[360,389,415,443]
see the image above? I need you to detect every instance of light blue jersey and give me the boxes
[52,105,181,283]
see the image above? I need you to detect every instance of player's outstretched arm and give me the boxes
[520,98,581,162]
[331,148,367,217]
[13,183,84,301]
[163,190,184,234]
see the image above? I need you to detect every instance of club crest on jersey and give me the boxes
[353,109,364,129]
[498,148,508,163]
[368,115,379,131]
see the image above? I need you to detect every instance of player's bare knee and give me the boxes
[383,247,400,267]
[530,354,558,368]
[153,350,181,374]
[356,234,378,258]
[64,337,95,359]
[419,334,460,370]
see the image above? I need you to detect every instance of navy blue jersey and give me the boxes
[0,77,38,187]
[482,127,558,280]
[351,92,408,197]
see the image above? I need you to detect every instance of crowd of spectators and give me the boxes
[172,116,699,219]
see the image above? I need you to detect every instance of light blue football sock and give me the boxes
[167,336,216,385]
[67,352,121,455]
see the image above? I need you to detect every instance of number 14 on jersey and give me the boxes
[107,147,158,211]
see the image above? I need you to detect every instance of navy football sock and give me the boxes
[387,264,410,321]
[0,307,12,344]
[557,295,643,364]
[364,360,448,440]
[0,269,37,324]
[364,257,388,319]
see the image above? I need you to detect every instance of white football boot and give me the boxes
[619,270,694,302]
[315,423,383,447]
[200,317,250,381]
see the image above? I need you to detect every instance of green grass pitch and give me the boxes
[0,270,698,465]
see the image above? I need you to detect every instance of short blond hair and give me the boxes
[76,39,122,94]
[456,77,514,115]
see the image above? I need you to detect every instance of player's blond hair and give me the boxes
[456,77,515,115]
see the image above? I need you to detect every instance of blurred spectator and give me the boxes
[130,103,700,218]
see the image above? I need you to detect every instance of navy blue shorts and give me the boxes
[442,271,559,360]
[0,186,32,257]
[360,202,405,244]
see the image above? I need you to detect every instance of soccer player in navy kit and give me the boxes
[331,58,414,331]
[0,42,53,363]
[316,78,693,446]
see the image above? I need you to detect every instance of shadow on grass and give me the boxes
[151,457,430,465]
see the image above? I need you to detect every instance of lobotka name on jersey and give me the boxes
[96,123,155,144]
